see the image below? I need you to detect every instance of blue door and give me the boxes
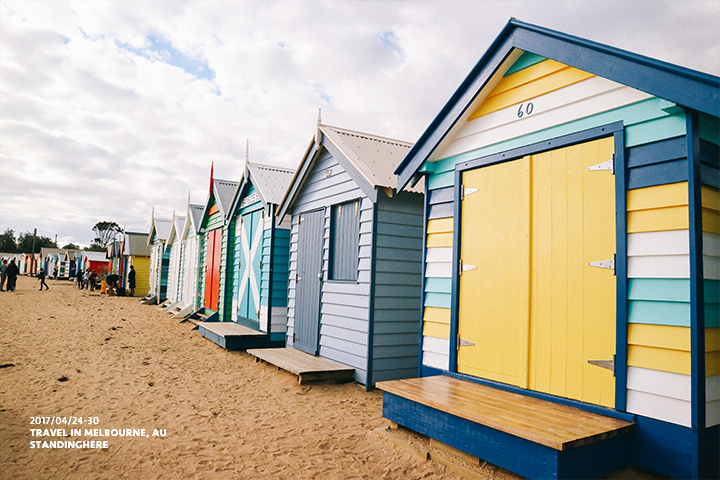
[293,209,324,355]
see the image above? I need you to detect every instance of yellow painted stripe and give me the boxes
[427,217,454,234]
[424,306,451,324]
[628,345,691,375]
[628,324,690,352]
[627,206,689,233]
[427,232,453,248]
[708,352,720,376]
[423,322,451,339]
[627,182,688,211]
[702,185,720,211]
[489,59,568,96]
[703,208,720,234]
[469,66,594,120]
[707,328,719,353]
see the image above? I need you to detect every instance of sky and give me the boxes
[1,0,718,248]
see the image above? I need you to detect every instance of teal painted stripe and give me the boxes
[706,305,719,327]
[425,277,452,294]
[425,292,451,309]
[625,114,686,148]
[705,279,720,303]
[427,97,677,191]
[628,278,690,302]
[270,332,285,342]
[628,300,690,327]
[699,113,719,145]
[504,52,547,76]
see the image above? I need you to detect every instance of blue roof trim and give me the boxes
[396,19,720,191]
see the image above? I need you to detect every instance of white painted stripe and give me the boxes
[440,77,650,159]
[626,389,691,427]
[627,230,689,256]
[423,336,450,355]
[708,375,720,402]
[626,366,690,401]
[703,232,720,257]
[422,351,450,371]
[707,400,720,427]
[425,262,452,278]
[703,255,720,280]
[628,255,690,278]
[426,247,453,263]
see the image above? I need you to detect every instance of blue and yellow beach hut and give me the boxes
[382,19,719,479]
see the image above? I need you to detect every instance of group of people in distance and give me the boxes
[0,258,136,296]
[76,267,99,291]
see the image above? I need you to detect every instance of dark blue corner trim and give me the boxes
[395,18,720,191]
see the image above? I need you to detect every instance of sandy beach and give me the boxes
[0,275,486,480]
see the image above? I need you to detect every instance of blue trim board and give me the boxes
[382,392,632,480]
[365,200,379,391]
[614,129,629,412]
[417,176,430,378]
[448,168,462,372]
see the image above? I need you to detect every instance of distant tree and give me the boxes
[62,243,80,250]
[17,232,56,253]
[0,229,18,253]
[91,221,123,250]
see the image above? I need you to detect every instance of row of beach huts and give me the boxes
[1,248,111,281]
[17,20,720,479]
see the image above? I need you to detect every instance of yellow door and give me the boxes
[457,136,616,407]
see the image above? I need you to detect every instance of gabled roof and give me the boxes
[200,178,240,227]
[41,247,67,258]
[166,215,187,246]
[125,232,151,256]
[82,250,108,262]
[229,162,295,219]
[186,204,204,236]
[147,217,172,245]
[395,19,720,190]
[278,123,418,220]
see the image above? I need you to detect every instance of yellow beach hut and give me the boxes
[384,19,719,480]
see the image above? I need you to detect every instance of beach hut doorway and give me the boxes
[456,135,617,407]
[293,209,325,355]
[204,227,222,310]
[235,206,263,328]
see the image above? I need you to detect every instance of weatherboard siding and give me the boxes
[371,192,423,383]
[416,54,716,429]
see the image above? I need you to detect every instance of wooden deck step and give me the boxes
[198,322,267,350]
[247,348,354,384]
[377,375,633,451]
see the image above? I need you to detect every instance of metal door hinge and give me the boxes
[588,254,616,275]
[457,336,475,348]
[461,186,478,200]
[588,355,616,376]
[295,273,301,282]
[587,154,615,174]
[459,261,477,275]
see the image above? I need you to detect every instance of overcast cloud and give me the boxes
[1,0,718,247]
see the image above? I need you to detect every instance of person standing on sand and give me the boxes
[6,259,19,291]
[76,267,83,289]
[0,259,7,291]
[37,268,49,291]
[128,265,136,297]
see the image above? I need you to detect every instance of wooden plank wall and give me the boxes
[260,213,290,342]
[371,191,424,383]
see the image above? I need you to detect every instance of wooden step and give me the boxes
[198,322,267,350]
[247,348,355,384]
[377,375,633,451]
